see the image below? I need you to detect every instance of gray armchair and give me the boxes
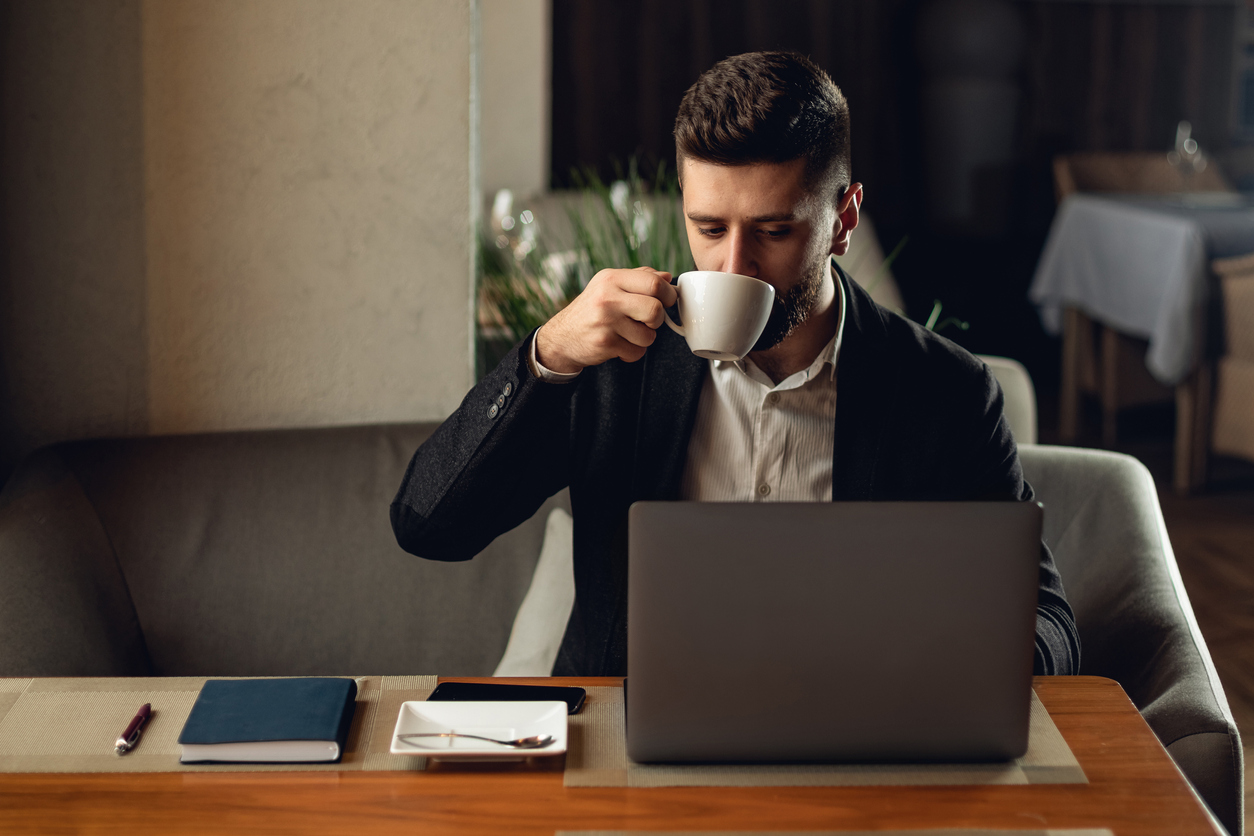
[1021,445,1243,836]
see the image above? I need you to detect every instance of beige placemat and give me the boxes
[558,831,1114,836]
[564,686,1087,787]
[0,675,436,773]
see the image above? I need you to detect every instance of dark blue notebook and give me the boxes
[178,678,357,763]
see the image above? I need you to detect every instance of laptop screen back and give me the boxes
[626,501,1041,763]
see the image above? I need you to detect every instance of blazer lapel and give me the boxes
[631,326,706,501]
[832,267,900,501]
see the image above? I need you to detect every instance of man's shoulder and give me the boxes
[888,309,989,383]
[842,274,994,400]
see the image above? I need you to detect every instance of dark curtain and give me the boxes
[552,0,1237,231]
[551,0,921,232]
[1019,2,1237,229]
[1024,3,1235,155]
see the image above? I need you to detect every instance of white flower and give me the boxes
[491,189,514,227]
[632,200,651,244]
[610,181,630,220]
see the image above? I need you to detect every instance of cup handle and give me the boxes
[663,300,684,336]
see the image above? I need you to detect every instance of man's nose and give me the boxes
[724,230,757,277]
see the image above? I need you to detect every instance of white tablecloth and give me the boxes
[1030,193,1254,385]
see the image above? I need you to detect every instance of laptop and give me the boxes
[626,501,1042,764]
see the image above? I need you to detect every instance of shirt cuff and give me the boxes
[528,331,582,384]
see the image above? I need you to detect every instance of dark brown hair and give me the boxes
[674,51,850,200]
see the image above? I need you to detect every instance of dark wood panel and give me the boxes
[550,0,920,230]
[552,0,1237,238]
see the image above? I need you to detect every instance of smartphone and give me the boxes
[426,682,587,714]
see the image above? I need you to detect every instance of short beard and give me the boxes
[750,269,823,352]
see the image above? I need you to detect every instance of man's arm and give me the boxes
[964,363,1081,676]
[390,333,575,561]
[390,267,677,562]
[1030,524,1082,676]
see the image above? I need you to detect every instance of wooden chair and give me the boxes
[1053,151,1232,204]
[1052,152,1233,493]
[1210,254,1254,470]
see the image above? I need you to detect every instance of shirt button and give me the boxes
[488,404,499,419]
[766,393,779,406]
[757,483,771,497]
[503,382,513,397]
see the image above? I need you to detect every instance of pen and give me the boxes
[115,703,151,755]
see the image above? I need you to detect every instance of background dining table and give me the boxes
[1031,191,1254,388]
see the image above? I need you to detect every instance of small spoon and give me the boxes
[397,732,555,749]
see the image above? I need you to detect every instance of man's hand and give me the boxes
[535,266,678,374]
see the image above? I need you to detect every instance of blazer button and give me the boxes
[496,393,506,408]
[503,382,513,397]
[488,404,499,419]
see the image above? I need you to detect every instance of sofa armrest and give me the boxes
[0,449,151,677]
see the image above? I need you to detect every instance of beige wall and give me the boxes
[143,0,476,434]
[0,0,476,472]
[480,0,549,198]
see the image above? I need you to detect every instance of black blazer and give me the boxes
[391,267,1080,677]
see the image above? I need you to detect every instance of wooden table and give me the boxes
[0,676,1221,835]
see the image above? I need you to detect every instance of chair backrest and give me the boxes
[1212,254,1254,361]
[1208,254,1254,464]
[978,355,1037,445]
[1053,152,1233,203]
[1020,445,1243,836]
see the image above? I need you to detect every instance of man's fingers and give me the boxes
[614,334,649,364]
[616,317,659,350]
[618,268,677,307]
[537,266,680,371]
[620,293,667,329]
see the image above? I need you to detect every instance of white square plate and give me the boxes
[389,700,567,760]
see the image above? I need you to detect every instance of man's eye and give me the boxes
[761,228,790,238]
[696,226,724,237]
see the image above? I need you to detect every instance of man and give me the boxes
[392,52,1080,677]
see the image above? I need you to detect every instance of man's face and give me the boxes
[681,158,854,351]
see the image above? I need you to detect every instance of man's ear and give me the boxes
[830,183,863,257]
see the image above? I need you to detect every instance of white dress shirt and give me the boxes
[680,274,845,502]
[529,268,846,502]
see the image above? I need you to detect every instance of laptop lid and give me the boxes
[626,501,1041,764]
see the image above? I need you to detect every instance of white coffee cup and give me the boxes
[663,271,776,361]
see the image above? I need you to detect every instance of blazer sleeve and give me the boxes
[963,363,1081,676]
[390,331,576,561]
